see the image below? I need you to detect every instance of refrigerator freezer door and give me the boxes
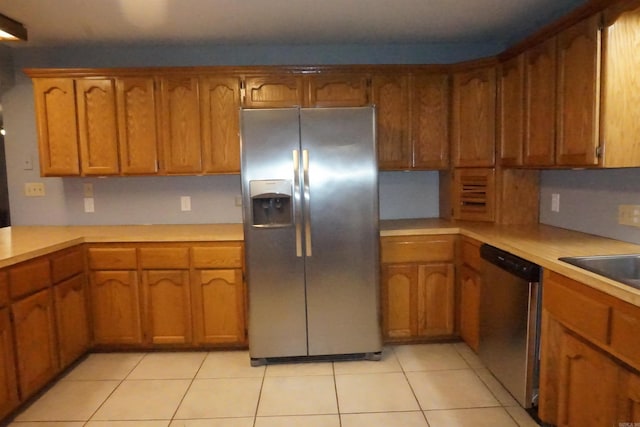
[300,108,381,356]
[241,108,308,359]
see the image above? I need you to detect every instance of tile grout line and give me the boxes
[331,361,344,427]
[391,345,432,426]
[166,350,210,425]
[251,359,268,427]
[452,344,528,427]
[82,351,149,425]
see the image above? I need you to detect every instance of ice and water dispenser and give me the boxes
[249,180,292,227]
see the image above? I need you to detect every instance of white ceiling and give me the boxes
[0,0,587,48]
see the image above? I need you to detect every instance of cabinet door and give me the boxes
[619,369,640,423]
[0,308,18,420]
[54,274,90,367]
[381,264,416,340]
[243,75,303,108]
[452,66,497,167]
[372,74,411,170]
[90,270,142,345]
[306,74,370,107]
[524,38,557,166]
[498,55,524,166]
[142,270,192,345]
[417,263,455,337]
[412,73,450,169]
[460,264,481,352]
[12,289,59,399]
[557,332,618,427]
[192,269,245,345]
[32,78,80,176]
[116,77,160,174]
[600,5,640,167]
[76,78,120,175]
[199,76,242,173]
[159,76,203,173]
[556,14,602,166]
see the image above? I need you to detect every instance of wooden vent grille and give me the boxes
[454,168,495,222]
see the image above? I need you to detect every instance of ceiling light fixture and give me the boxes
[0,13,27,41]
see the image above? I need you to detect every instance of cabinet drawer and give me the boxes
[611,304,640,368]
[192,245,243,268]
[0,271,8,307]
[461,237,482,271]
[140,247,189,269]
[381,235,455,264]
[9,258,52,299]
[51,247,84,283]
[543,271,611,344]
[88,247,137,270]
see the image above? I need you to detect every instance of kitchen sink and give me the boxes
[559,254,640,289]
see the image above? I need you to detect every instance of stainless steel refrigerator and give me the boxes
[240,107,381,365]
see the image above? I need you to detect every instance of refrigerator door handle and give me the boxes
[293,149,303,257]
[303,149,312,257]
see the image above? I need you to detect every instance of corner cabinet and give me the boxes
[412,73,450,169]
[380,235,456,342]
[459,237,482,352]
[451,64,497,167]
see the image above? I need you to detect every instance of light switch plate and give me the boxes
[551,193,560,212]
[84,197,95,213]
[181,196,191,211]
[83,183,94,197]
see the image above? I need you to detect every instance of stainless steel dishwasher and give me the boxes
[479,244,542,409]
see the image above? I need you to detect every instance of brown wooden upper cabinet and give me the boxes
[412,73,450,170]
[371,73,411,170]
[451,65,497,167]
[556,14,602,167]
[498,55,525,166]
[159,76,203,174]
[243,75,304,108]
[523,37,557,167]
[116,77,160,174]
[75,78,120,175]
[305,73,370,107]
[600,2,640,167]
[199,76,242,174]
[32,78,81,176]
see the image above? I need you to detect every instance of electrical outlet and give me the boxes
[551,193,560,212]
[181,196,191,212]
[618,205,640,227]
[24,182,45,197]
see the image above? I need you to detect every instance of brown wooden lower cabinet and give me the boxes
[540,270,640,426]
[380,235,456,342]
[192,268,246,345]
[54,274,90,366]
[90,270,143,345]
[459,264,481,352]
[141,269,192,345]
[11,289,59,400]
[0,308,19,420]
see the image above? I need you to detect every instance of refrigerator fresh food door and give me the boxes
[300,107,381,356]
[241,108,308,359]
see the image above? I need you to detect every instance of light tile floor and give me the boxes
[7,343,540,427]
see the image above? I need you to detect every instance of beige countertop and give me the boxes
[3,219,640,306]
